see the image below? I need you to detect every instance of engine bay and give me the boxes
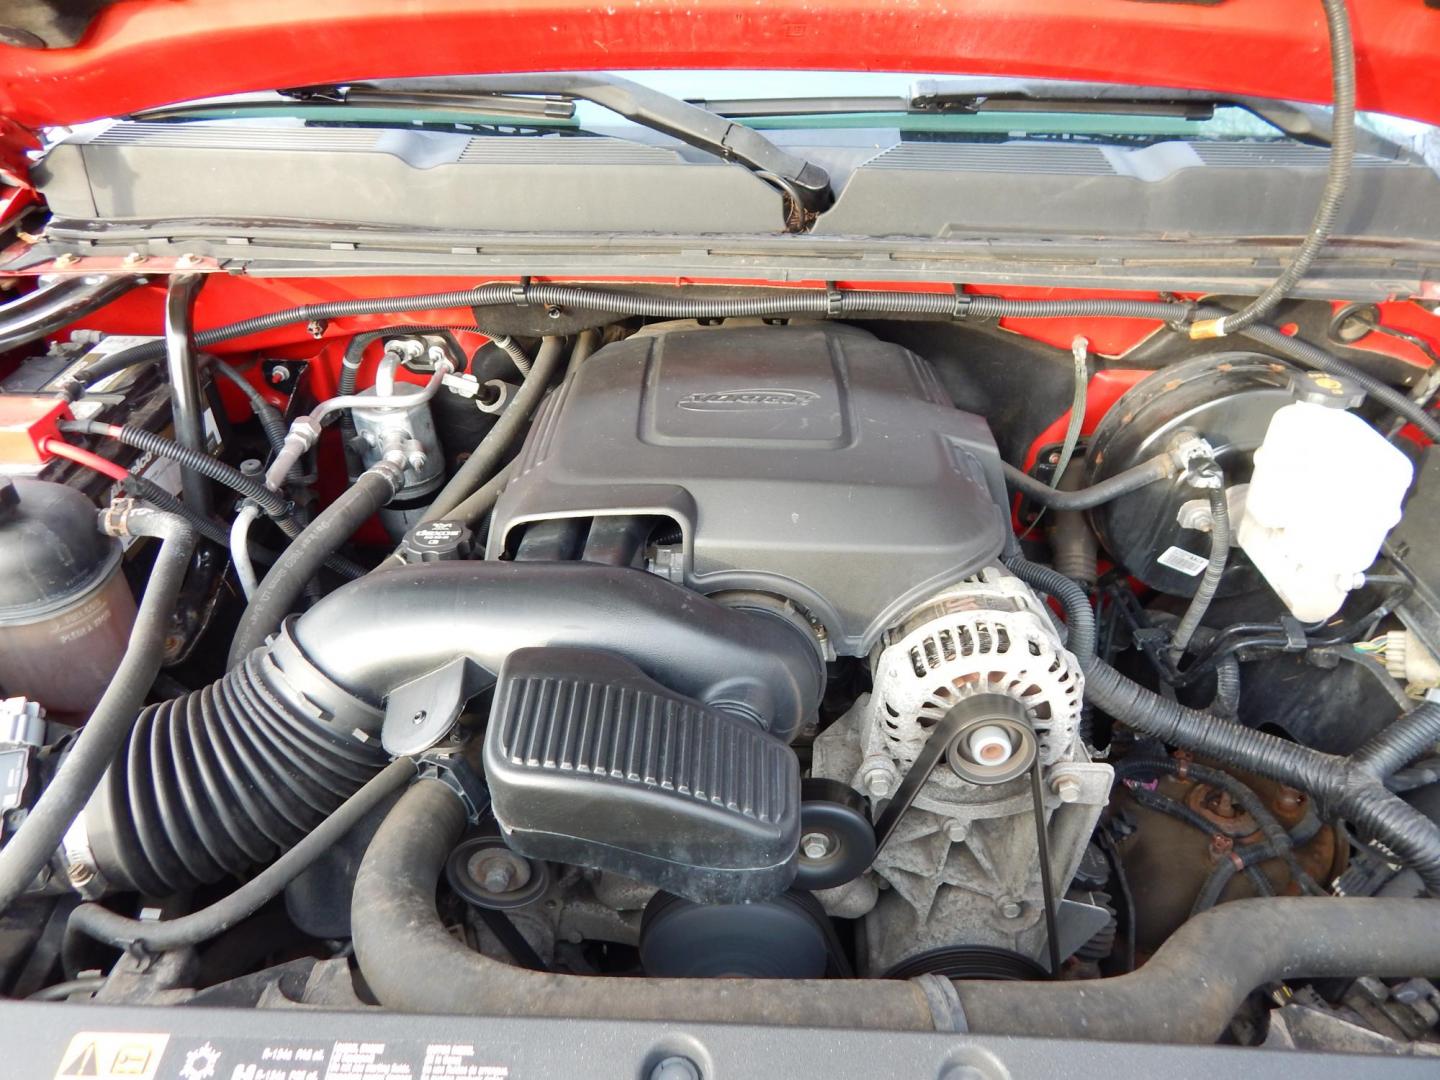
[0,275,1438,1057]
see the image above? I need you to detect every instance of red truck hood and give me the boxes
[0,0,1436,131]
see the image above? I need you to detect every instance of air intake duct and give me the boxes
[84,626,387,895]
[81,562,823,896]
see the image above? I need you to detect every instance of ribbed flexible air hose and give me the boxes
[84,636,386,895]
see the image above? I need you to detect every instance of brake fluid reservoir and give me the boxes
[0,477,135,721]
[1237,390,1414,622]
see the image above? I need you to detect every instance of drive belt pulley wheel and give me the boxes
[795,778,876,891]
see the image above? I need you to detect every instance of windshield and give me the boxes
[93,70,1437,151]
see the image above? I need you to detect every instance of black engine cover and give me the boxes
[487,323,1008,655]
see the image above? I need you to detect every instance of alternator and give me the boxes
[868,567,1083,774]
[812,565,1111,975]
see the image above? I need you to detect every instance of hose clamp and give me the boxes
[951,285,972,320]
[418,747,491,824]
[60,816,111,900]
[824,282,844,319]
[911,972,969,1032]
[1169,433,1222,489]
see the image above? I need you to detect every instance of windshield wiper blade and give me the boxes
[907,78,1217,119]
[134,91,576,123]
[354,73,834,214]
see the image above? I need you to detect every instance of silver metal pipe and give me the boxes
[163,273,211,515]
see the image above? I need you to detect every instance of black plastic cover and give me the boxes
[0,476,119,621]
[484,647,800,904]
[488,323,1008,655]
[1389,446,1440,658]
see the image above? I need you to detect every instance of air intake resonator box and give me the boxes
[489,323,1008,655]
[484,647,800,903]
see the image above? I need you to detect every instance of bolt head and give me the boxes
[944,819,968,843]
[801,831,833,860]
[480,863,516,894]
[1052,775,1083,804]
[122,251,147,267]
[175,253,203,268]
[863,769,894,798]
[54,253,79,268]
[998,897,1024,919]
[469,851,528,895]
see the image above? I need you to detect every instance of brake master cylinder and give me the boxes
[1237,374,1414,622]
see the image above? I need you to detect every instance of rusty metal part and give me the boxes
[1116,761,1346,955]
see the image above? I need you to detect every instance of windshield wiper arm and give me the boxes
[352,73,833,214]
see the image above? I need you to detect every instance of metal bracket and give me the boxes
[380,657,494,757]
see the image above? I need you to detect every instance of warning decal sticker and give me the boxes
[54,1032,514,1080]
[54,1032,170,1080]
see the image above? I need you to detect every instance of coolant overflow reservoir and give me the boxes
[1237,395,1413,622]
[0,477,135,721]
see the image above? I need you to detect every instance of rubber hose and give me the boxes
[449,459,518,529]
[419,336,565,524]
[26,977,106,1002]
[206,360,287,456]
[229,463,401,666]
[0,275,143,353]
[351,782,1440,1042]
[1170,483,1231,660]
[118,473,365,581]
[0,506,196,917]
[1047,461,1098,586]
[82,625,389,895]
[70,758,415,951]
[351,779,936,1029]
[58,420,293,524]
[1002,455,1174,512]
[954,896,1440,1043]
[1012,555,1440,894]
[1212,655,1242,719]
[1190,0,1354,338]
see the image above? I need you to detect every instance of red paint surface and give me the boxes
[1021,368,1151,472]
[1328,300,1440,373]
[0,0,1436,137]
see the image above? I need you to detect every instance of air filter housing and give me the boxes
[484,647,800,903]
